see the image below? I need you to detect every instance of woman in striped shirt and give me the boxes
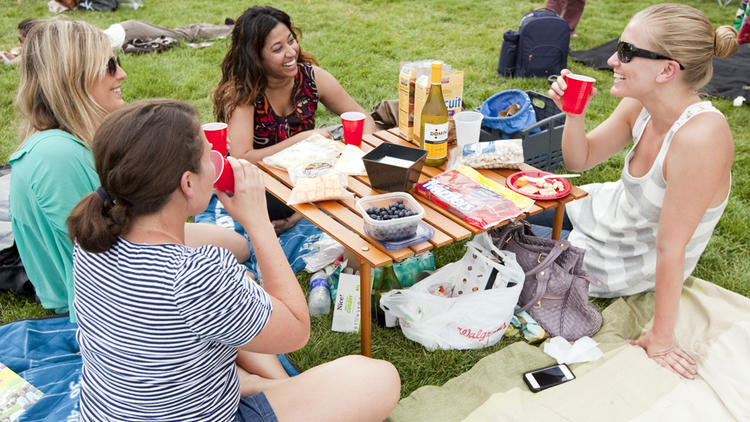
[67,99,400,421]
[547,4,737,380]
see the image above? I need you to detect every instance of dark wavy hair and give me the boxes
[67,99,204,253]
[213,5,318,122]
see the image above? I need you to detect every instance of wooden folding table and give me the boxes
[257,128,587,356]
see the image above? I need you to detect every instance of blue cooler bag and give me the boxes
[480,89,537,138]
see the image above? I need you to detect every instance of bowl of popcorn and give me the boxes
[505,170,572,200]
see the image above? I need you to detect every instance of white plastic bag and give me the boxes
[333,144,367,176]
[301,233,346,272]
[458,139,524,169]
[287,160,351,205]
[262,134,344,170]
[379,233,524,350]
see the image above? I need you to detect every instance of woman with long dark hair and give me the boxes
[211,5,375,233]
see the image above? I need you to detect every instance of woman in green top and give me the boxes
[10,18,250,319]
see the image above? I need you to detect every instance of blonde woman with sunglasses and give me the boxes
[544,4,738,380]
[10,18,250,321]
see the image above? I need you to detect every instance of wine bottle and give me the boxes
[420,62,450,167]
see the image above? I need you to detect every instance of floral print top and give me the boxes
[253,63,318,149]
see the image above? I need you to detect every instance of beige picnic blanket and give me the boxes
[387,277,750,422]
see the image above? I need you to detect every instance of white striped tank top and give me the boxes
[566,101,729,297]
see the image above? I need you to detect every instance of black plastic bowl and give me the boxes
[362,143,427,192]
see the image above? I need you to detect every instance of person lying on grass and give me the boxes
[0,18,37,65]
[67,99,400,422]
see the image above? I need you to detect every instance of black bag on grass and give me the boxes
[497,31,520,77]
[498,9,570,78]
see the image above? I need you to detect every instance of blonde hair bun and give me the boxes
[714,25,739,58]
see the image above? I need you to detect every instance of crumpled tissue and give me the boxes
[543,336,603,365]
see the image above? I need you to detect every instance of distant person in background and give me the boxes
[50,0,117,12]
[2,17,233,63]
[0,18,38,65]
[103,18,234,52]
[545,0,586,36]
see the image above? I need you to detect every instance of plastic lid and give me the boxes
[366,222,435,251]
[431,62,442,84]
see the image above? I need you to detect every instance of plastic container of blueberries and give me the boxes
[355,192,426,242]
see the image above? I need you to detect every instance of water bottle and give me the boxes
[308,270,331,316]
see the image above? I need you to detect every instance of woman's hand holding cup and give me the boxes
[216,156,271,231]
[548,69,598,116]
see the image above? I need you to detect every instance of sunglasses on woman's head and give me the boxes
[106,56,121,76]
[616,41,684,70]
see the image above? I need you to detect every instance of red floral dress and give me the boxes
[253,63,318,149]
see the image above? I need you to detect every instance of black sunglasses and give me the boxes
[616,41,684,70]
[106,56,121,76]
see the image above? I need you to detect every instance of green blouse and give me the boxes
[9,129,100,321]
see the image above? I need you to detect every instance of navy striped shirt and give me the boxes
[73,239,272,421]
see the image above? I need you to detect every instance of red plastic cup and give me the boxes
[203,122,228,156]
[211,150,234,194]
[341,111,366,146]
[562,74,596,114]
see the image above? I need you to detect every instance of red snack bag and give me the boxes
[415,169,522,229]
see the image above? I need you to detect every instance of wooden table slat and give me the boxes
[258,162,294,187]
[344,176,467,244]
[260,161,446,253]
[262,173,392,267]
[313,200,414,261]
[258,162,416,260]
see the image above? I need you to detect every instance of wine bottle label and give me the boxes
[423,122,449,160]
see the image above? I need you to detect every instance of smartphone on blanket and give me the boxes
[523,363,575,393]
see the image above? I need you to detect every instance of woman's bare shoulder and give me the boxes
[668,110,734,173]
[675,110,733,150]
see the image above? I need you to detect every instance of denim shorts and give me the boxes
[235,392,277,422]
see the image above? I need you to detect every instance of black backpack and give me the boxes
[498,9,570,78]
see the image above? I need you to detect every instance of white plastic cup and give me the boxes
[453,111,484,148]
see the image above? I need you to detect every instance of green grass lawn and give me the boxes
[1,0,748,399]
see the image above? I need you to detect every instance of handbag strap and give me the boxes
[493,222,523,244]
[516,240,569,313]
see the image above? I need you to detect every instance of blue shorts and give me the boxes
[235,392,277,422]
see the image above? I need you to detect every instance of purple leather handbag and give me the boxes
[490,222,602,341]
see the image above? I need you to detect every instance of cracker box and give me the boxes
[398,66,417,142]
[398,61,463,144]
[331,273,361,333]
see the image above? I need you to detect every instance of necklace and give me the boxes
[126,227,184,245]
[148,228,183,245]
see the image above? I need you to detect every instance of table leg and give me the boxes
[552,202,565,240]
[359,263,372,357]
